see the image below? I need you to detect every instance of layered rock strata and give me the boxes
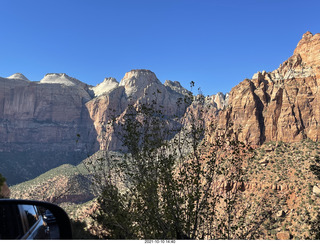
[218,31,320,144]
[0,74,98,184]
[85,69,192,151]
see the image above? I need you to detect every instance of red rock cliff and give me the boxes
[217,31,320,144]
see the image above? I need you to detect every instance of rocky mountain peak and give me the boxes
[302,31,313,39]
[102,77,118,85]
[164,80,191,96]
[216,31,320,145]
[120,69,158,81]
[91,77,119,97]
[214,92,229,109]
[293,31,320,77]
[203,92,229,110]
[7,73,29,81]
[40,73,85,87]
[250,32,320,83]
[119,69,161,97]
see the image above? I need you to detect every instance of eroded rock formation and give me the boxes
[2,31,320,184]
[85,69,191,151]
[0,74,98,184]
[218,31,320,144]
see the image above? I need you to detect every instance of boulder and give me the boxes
[276,232,291,240]
[276,210,286,217]
[313,185,320,195]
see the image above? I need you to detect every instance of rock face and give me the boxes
[2,31,320,184]
[0,74,97,152]
[0,70,194,184]
[7,73,29,81]
[0,74,98,184]
[85,69,190,151]
[90,77,119,97]
[218,31,320,144]
[164,80,191,97]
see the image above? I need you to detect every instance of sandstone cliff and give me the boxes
[85,69,190,151]
[0,70,203,184]
[217,31,320,144]
[0,73,98,184]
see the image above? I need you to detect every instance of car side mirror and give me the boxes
[0,199,72,240]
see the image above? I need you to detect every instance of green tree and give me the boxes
[310,155,320,180]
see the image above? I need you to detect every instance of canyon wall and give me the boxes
[217,32,320,144]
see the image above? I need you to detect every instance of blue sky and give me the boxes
[1,0,320,95]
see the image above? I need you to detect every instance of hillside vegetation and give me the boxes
[9,139,320,239]
[243,140,320,239]
[10,163,94,204]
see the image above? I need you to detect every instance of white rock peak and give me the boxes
[164,80,190,96]
[40,73,84,87]
[119,69,161,96]
[7,73,29,81]
[91,77,119,97]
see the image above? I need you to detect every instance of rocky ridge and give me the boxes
[86,69,198,151]
[2,31,320,185]
[217,31,320,145]
[1,69,226,184]
[0,73,97,184]
[90,77,119,97]
[7,73,29,81]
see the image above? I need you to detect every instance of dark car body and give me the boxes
[0,199,72,239]
[0,204,49,239]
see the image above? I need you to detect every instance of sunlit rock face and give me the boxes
[2,30,320,184]
[164,80,191,97]
[217,31,320,144]
[0,69,192,183]
[7,73,29,81]
[0,74,96,151]
[119,69,162,98]
[0,74,98,184]
[86,69,190,151]
[86,69,231,151]
[90,77,119,97]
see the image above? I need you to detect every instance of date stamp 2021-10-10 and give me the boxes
[145,240,176,244]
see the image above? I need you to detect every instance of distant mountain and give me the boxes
[2,31,320,186]
[0,73,98,184]
[0,68,228,184]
